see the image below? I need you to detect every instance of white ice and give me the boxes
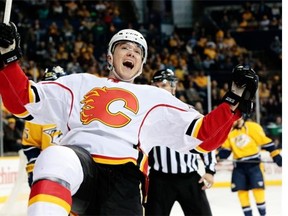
[170,185,282,216]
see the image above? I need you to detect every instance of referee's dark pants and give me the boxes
[145,170,212,216]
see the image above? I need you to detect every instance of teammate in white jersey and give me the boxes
[0,22,258,216]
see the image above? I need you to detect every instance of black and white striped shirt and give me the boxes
[148,146,216,174]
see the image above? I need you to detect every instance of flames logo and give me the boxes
[80,87,139,128]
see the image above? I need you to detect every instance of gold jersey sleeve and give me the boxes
[222,121,272,160]
[22,121,58,150]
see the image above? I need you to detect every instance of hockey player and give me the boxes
[217,118,282,216]
[0,22,258,216]
[145,69,216,216]
[22,66,67,187]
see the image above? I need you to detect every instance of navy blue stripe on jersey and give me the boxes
[186,119,198,136]
[22,145,41,164]
[23,115,34,121]
[261,141,276,152]
[31,85,40,102]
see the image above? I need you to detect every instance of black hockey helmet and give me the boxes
[151,68,177,87]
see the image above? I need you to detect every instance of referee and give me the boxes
[145,69,216,216]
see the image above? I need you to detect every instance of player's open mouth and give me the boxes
[123,60,134,69]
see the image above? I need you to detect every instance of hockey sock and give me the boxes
[28,179,72,216]
[238,190,252,216]
[252,188,266,216]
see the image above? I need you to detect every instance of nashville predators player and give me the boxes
[21,66,66,187]
[217,117,282,216]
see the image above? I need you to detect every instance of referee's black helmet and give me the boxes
[151,68,177,86]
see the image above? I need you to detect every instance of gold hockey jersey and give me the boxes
[221,121,272,160]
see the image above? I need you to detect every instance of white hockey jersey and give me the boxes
[27,74,202,164]
[0,63,241,172]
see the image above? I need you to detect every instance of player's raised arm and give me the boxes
[188,65,259,153]
[0,22,33,119]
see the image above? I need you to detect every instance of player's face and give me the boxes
[155,81,177,95]
[111,42,143,81]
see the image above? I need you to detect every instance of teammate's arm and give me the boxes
[190,65,258,153]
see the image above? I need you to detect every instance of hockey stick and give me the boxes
[218,159,276,164]
[3,0,12,24]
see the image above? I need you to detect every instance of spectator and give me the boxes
[259,15,270,31]
[61,19,75,42]
[258,82,271,104]
[50,0,64,19]
[65,0,79,17]
[270,36,282,58]
[3,117,22,153]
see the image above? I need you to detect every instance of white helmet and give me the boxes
[107,29,148,82]
[108,29,148,63]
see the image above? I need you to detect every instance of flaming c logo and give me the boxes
[80,87,139,128]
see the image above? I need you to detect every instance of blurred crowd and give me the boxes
[210,1,281,32]
[0,0,282,154]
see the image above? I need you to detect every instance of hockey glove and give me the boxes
[272,154,282,167]
[223,65,259,116]
[0,22,22,69]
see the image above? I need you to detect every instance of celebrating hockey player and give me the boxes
[0,22,258,216]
